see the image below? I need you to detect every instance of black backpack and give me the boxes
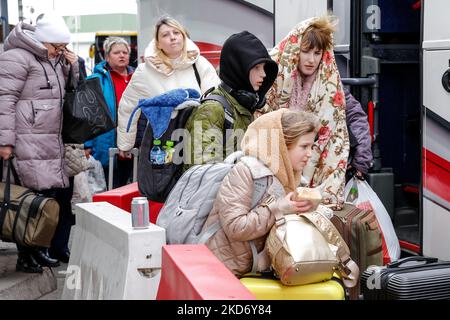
[138,106,195,203]
[138,65,235,202]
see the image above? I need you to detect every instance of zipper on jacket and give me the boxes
[107,69,118,145]
[30,101,36,125]
[49,60,67,188]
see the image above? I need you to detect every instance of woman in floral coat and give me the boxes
[260,16,349,210]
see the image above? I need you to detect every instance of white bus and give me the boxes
[136,0,449,261]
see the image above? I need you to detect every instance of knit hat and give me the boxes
[35,13,71,44]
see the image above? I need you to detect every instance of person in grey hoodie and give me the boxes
[0,13,78,273]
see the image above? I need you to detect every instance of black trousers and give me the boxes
[103,158,133,189]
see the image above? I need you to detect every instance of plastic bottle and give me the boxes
[164,140,175,163]
[346,186,358,203]
[150,139,165,164]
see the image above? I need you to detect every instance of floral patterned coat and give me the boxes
[262,17,350,209]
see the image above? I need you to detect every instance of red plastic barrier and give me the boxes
[92,182,140,213]
[156,244,256,300]
[92,182,163,223]
[149,201,164,224]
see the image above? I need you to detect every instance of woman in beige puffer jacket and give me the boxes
[203,109,319,276]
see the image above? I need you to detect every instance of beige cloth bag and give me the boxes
[266,208,359,287]
[64,144,90,177]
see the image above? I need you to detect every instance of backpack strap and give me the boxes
[201,94,235,137]
[196,176,268,245]
[193,63,201,88]
[201,94,234,154]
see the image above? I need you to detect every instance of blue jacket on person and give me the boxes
[84,61,134,167]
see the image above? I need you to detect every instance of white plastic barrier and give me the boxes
[61,202,165,300]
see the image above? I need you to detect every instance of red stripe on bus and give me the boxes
[423,148,450,203]
[399,240,421,254]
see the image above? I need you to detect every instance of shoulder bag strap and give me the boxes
[8,159,21,186]
[193,63,201,88]
[0,159,14,237]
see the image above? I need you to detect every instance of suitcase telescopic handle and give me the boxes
[387,256,438,268]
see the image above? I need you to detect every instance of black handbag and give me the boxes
[62,69,115,143]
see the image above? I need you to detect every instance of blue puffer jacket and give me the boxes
[84,61,134,167]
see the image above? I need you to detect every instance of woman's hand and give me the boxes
[84,148,92,159]
[119,149,132,159]
[0,146,14,160]
[276,192,314,215]
[63,49,78,65]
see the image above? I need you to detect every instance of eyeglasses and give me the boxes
[50,43,67,52]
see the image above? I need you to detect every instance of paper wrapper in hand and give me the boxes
[294,187,322,211]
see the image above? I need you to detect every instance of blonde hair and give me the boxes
[154,16,189,67]
[281,110,319,147]
[301,16,337,51]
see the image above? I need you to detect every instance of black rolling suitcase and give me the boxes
[361,256,450,300]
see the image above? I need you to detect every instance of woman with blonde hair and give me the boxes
[117,16,220,154]
[202,109,319,276]
[260,16,350,210]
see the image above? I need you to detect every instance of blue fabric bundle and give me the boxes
[126,88,200,138]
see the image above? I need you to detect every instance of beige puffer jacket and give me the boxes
[203,156,285,276]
